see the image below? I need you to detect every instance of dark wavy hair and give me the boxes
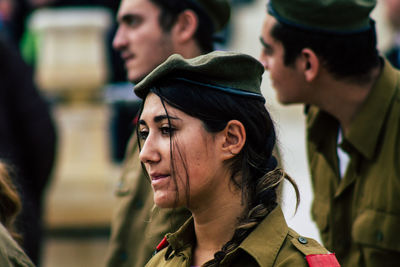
[137,79,299,266]
[150,0,215,53]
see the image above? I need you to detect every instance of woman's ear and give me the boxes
[171,10,198,43]
[299,48,320,82]
[220,120,246,161]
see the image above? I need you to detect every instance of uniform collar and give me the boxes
[164,217,195,260]
[346,59,399,159]
[307,106,340,176]
[307,59,400,160]
[307,106,338,147]
[164,207,288,266]
[237,206,288,267]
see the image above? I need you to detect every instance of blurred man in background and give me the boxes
[106,0,230,266]
[0,33,57,265]
[260,0,400,266]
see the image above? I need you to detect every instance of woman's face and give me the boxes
[138,93,227,209]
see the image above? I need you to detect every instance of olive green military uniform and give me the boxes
[307,60,400,266]
[0,223,35,267]
[145,206,337,267]
[105,135,191,267]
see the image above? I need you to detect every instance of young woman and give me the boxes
[0,162,35,267]
[135,51,340,267]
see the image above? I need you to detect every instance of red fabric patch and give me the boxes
[306,253,340,267]
[156,237,169,252]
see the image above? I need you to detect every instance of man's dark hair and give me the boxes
[150,0,215,53]
[271,20,380,83]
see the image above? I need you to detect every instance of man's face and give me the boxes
[113,0,177,83]
[259,14,308,105]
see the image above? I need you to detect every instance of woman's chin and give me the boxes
[153,194,175,209]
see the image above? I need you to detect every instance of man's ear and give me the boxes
[220,120,246,161]
[299,48,320,82]
[172,10,198,43]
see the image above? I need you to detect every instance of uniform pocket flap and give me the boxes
[352,209,400,252]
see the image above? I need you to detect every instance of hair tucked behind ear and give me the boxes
[0,162,22,242]
[147,80,300,266]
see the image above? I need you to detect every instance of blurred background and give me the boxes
[0,0,398,266]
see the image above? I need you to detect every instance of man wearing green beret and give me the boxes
[105,0,230,267]
[259,0,400,266]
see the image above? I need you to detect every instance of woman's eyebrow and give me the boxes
[138,115,181,125]
[153,115,181,123]
[138,119,147,126]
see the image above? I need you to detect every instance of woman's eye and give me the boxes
[138,130,149,140]
[161,126,175,136]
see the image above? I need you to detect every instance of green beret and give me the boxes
[268,0,376,34]
[134,51,265,102]
[194,0,230,32]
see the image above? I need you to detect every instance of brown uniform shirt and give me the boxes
[0,224,35,267]
[307,60,400,266]
[145,206,338,267]
[105,135,191,267]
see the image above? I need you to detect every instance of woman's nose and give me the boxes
[139,135,161,164]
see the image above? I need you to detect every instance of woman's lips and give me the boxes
[151,174,169,180]
[150,174,170,188]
